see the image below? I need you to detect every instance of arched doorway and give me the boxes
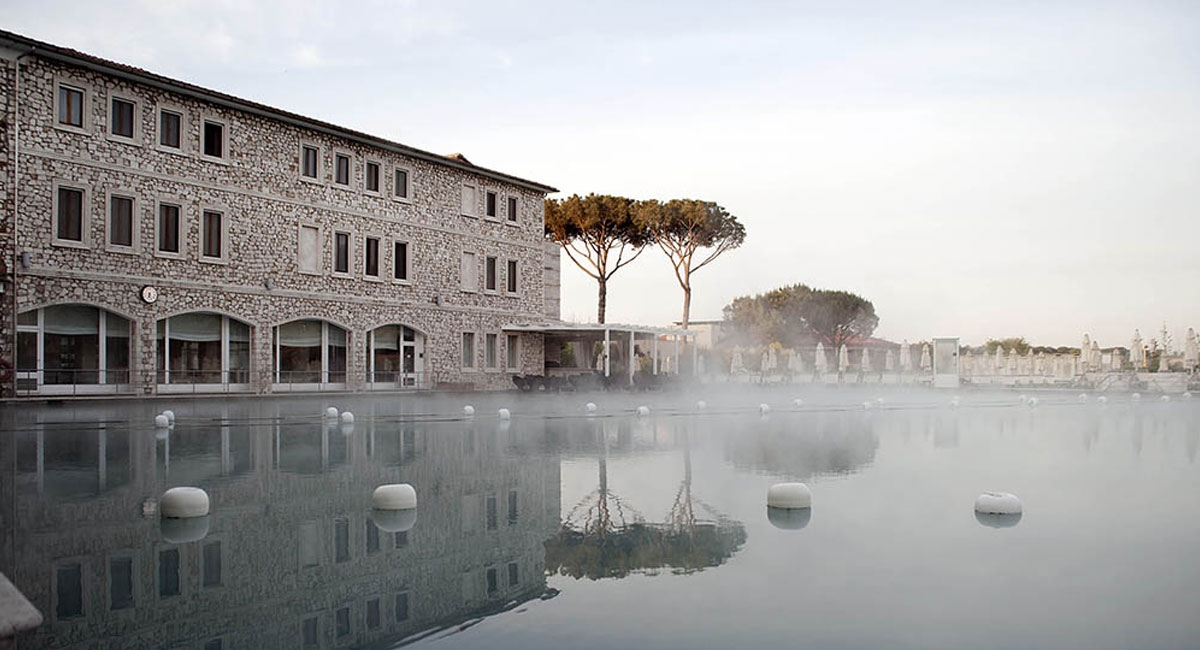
[367,324,426,389]
[155,312,251,392]
[273,319,347,390]
[15,304,131,395]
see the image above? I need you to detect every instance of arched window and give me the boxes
[155,313,251,389]
[16,305,130,392]
[367,324,425,388]
[274,320,347,387]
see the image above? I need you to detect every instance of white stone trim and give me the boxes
[154,102,189,155]
[296,221,323,275]
[153,198,186,259]
[505,258,519,296]
[392,165,413,203]
[332,149,355,188]
[483,189,500,221]
[364,159,383,195]
[332,229,353,277]
[51,179,92,249]
[484,331,500,371]
[199,113,230,164]
[505,332,521,371]
[53,75,91,135]
[298,141,323,183]
[391,239,412,284]
[199,204,232,264]
[461,330,479,371]
[461,183,478,217]
[104,188,139,253]
[105,91,142,146]
[505,194,520,225]
[460,250,478,293]
[363,233,383,280]
[484,255,499,294]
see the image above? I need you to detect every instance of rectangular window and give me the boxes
[298,225,320,273]
[461,184,476,215]
[508,489,518,524]
[335,154,350,185]
[204,639,222,650]
[394,168,410,199]
[485,191,498,218]
[460,251,477,291]
[507,196,518,222]
[334,232,350,273]
[462,332,475,368]
[158,203,181,254]
[485,493,498,530]
[506,260,518,293]
[202,541,222,587]
[366,161,380,192]
[202,210,223,259]
[301,145,319,178]
[109,195,133,247]
[486,567,498,596]
[159,548,180,597]
[57,186,84,242]
[485,256,498,291]
[367,598,381,630]
[111,97,135,138]
[56,563,84,618]
[486,334,498,369]
[365,237,380,277]
[393,531,408,549]
[336,606,350,637]
[299,522,320,567]
[393,241,409,281]
[58,84,84,128]
[506,334,519,369]
[303,617,319,647]
[395,592,410,622]
[202,120,225,158]
[159,109,182,149]
[110,557,134,610]
[335,518,350,563]
[508,561,519,586]
[366,520,380,555]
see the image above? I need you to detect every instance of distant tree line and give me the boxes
[721,283,879,349]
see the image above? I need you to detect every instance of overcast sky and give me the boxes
[6,0,1199,348]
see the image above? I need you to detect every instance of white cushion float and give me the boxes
[162,410,175,424]
[696,400,707,410]
[585,402,597,413]
[155,414,170,429]
[636,406,650,417]
[373,484,417,510]
[325,406,339,418]
[161,487,210,518]
[498,408,511,420]
[341,411,355,423]
[974,492,1021,515]
[759,403,771,415]
[463,405,475,416]
[767,482,811,509]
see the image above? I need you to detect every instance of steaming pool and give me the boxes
[3,388,1198,649]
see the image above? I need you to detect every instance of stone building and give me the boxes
[0,29,559,399]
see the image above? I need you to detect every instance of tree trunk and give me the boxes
[597,277,607,324]
[680,285,691,329]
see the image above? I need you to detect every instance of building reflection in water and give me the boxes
[0,400,560,650]
[545,419,747,580]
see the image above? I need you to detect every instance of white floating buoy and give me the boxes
[636,406,650,417]
[861,401,873,410]
[1079,393,1089,402]
[1018,394,1029,405]
[1160,395,1171,403]
[162,410,176,424]
[1131,393,1141,401]
[341,411,355,424]
[155,414,170,429]
[767,482,812,509]
[463,405,475,416]
[585,402,597,414]
[324,406,339,418]
[498,408,511,420]
[759,403,771,415]
[1097,396,1108,405]
[1027,396,1039,407]
[767,506,811,530]
[1183,392,1193,400]
[974,492,1022,515]
[792,398,804,407]
[160,487,210,519]
[875,397,884,405]
[950,396,961,409]
[373,483,417,510]
[696,400,707,410]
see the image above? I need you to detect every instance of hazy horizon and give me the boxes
[5,1,1197,349]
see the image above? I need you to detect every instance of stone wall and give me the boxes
[1,50,556,396]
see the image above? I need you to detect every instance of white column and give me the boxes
[674,336,680,375]
[604,328,611,377]
[629,331,636,386]
[653,336,659,375]
[692,336,698,375]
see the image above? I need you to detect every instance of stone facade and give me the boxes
[0,30,557,399]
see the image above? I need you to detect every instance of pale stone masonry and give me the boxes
[0,30,558,398]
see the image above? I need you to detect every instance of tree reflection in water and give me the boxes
[546,424,746,580]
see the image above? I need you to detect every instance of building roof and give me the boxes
[0,29,558,195]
